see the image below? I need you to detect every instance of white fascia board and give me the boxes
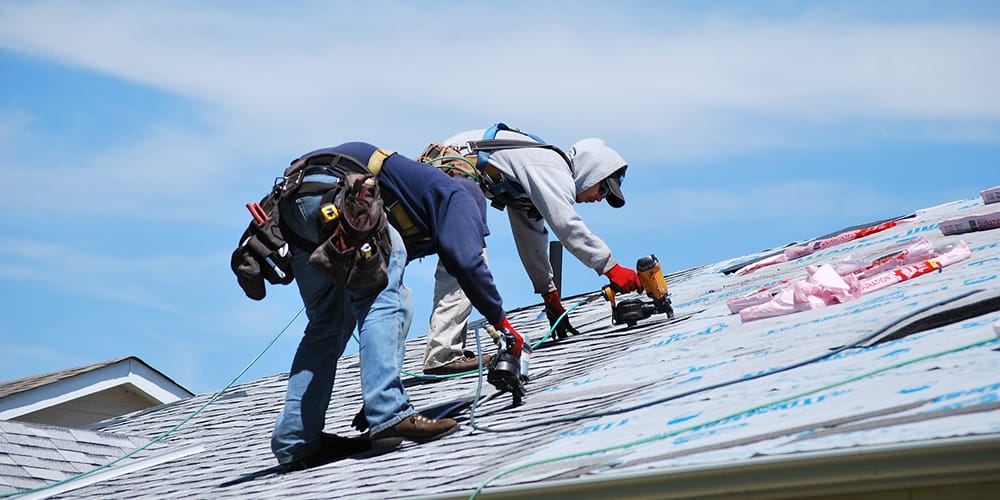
[124,358,194,401]
[0,360,190,419]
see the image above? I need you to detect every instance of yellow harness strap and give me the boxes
[366,148,425,240]
[366,148,394,176]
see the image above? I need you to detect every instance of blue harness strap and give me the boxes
[468,123,569,220]
[475,122,546,169]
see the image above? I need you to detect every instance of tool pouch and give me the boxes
[230,192,295,300]
[308,172,391,292]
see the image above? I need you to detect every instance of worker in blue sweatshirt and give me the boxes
[271,142,526,472]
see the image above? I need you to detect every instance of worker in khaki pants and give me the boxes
[420,126,639,376]
[423,249,491,373]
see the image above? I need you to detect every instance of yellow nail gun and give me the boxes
[602,254,675,327]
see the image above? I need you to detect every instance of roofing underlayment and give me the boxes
[3,190,1000,499]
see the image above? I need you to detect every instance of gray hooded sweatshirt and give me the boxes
[442,129,627,294]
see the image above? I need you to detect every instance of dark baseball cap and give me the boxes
[599,167,627,208]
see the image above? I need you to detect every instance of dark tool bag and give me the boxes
[308,171,391,292]
[231,185,296,300]
[230,148,395,300]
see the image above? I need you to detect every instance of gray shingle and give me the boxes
[6,195,1000,499]
[0,473,41,492]
[20,466,67,482]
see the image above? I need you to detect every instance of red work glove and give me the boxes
[605,264,641,293]
[542,290,580,339]
[494,317,524,356]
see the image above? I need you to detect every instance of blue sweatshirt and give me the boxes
[303,142,504,325]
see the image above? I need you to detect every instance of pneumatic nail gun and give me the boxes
[602,254,675,328]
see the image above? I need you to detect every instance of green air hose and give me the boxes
[470,289,991,434]
[2,297,577,498]
[427,155,480,181]
[399,298,587,379]
[0,307,307,499]
[468,335,998,499]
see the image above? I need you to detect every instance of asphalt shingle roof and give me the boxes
[0,420,150,493]
[3,193,1000,499]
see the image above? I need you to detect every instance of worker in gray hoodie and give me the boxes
[420,124,640,375]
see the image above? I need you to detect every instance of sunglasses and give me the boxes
[598,173,625,198]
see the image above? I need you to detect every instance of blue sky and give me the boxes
[1,1,998,395]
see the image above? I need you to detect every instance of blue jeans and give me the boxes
[271,179,415,465]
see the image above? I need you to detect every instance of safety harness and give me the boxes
[420,123,573,220]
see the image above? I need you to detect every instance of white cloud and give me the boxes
[2,1,995,393]
[0,237,220,314]
[1,2,997,161]
[0,2,995,228]
[0,117,277,224]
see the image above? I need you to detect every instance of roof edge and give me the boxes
[430,434,1000,500]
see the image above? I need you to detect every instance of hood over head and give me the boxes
[568,138,628,207]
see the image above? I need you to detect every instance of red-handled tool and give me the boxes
[246,203,269,226]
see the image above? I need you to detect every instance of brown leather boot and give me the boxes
[424,353,492,376]
[372,413,459,443]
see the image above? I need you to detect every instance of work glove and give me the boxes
[542,290,580,340]
[493,317,524,356]
[352,405,368,433]
[605,264,641,293]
